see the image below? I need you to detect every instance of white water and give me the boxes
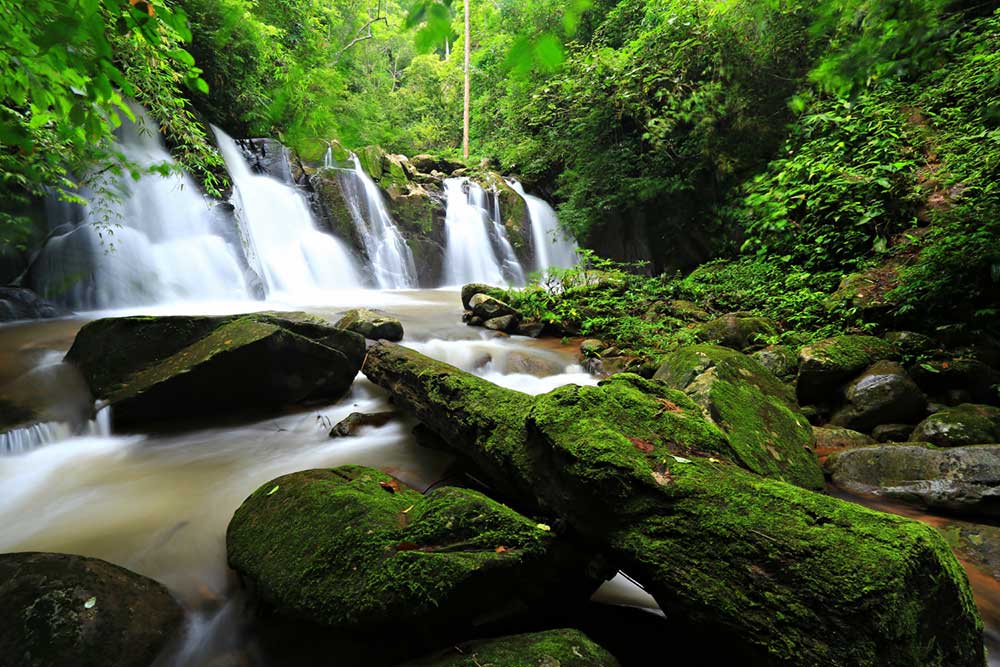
[214,128,364,298]
[470,182,526,285]
[29,107,253,309]
[442,178,507,286]
[335,156,417,289]
[509,179,578,272]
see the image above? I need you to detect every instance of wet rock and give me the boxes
[580,339,606,358]
[410,154,465,176]
[513,320,544,338]
[885,331,934,357]
[483,315,518,332]
[694,313,777,351]
[466,315,484,327]
[501,352,564,377]
[329,411,396,437]
[469,293,520,322]
[797,335,898,404]
[227,466,607,650]
[0,399,40,434]
[335,308,404,342]
[829,361,926,432]
[937,520,1000,581]
[363,343,985,666]
[655,344,824,489]
[910,403,1000,446]
[65,312,365,428]
[910,357,1000,406]
[461,283,504,310]
[827,444,1000,517]
[0,286,66,322]
[751,345,798,382]
[873,423,915,443]
[812,425,874,462]
[406,629,619,667]
[0,552,182,667]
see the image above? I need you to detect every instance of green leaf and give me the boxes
[84,596,97,609]
[266,485,280,496]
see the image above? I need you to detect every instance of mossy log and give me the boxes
[363,342,985,667]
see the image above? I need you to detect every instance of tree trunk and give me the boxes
[462,0,470,160]
[362,341,985,667]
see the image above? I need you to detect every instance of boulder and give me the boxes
[469,294,520,322]
[911,403,1000,447]
[885,331,934,357]
[910,357,1000,406]
[227,466,607,650]
[0,287,65,322]
[829,361,926,432]
[654,345,824,489]
[363,342,984,666]
[827,444,1000,517]
[410,154,465,175]
[694,313,777,350]
[513,320,545,338]
[797,335,898,404]
[329,411,396,437]
[483,315,518,332]
[461,283,505,310]
[937,520,1000,581]
[407,629,618,667]
[580,339,606,358]
[873,423,915,443]
[65,312,365,428]
[812,425,874,462]
[751,345,798,382]
[0,552,182,667]
[335,308,404,342]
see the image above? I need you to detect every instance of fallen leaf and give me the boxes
[651,470,672,486]
[536,523,551,531]
[671,455,692,464]
[395,542,420,552]
[265,485,279,496]
[224,339,233,345]
[655,398,683,414]
[401,504,415,513]
[495,546,509,554]
[84,596,97,609]
[379,480,401,494]
[629,436,655,453]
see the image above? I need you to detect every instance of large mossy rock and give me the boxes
[910,358,1000,406]
[406,629,619,667]
[827,444,1000,517]
[797,335,897,404]
[461,283,506,310]
[227,466,606,648]
[65,312,365,427]
[335,308,404,342]
[0,552,182,667]
[829,360,926,432]
[0,287,65,322]
[654,345,824,490]
[469,293,520,322]
[694,313,777,351]
[363,342,985,666]
[911,403,1000,447]
[812,425,875,462]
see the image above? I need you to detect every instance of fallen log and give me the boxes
[363,342,985,666]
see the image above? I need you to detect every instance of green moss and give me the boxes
[356,145,385,180]
[911,404,1000,447]
[411,628,618,666]
[797,335,898,403]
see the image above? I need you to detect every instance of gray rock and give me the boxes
[335,308,404,342]
[873,423,914,443]
[469,293,520,322]
[752,345,799,382]
[580,339,606,358]
[812,426,874,460]
[829,361,926,432]
[483,315,518,332]
[695,313,777,351]
[0,287,66,322]
[797,335,898,405]
[827,444,1000,517]
[911,403,1000,446]
[513,321,544,338]
[909,357,1000,406]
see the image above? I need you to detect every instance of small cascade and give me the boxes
[29,106,253,309]
[214,129,364,297]
[1,407,111,456]
[323,146,334,169]
[442,178,511,286]
[469,182,525,285]
[335,156,417,289]
[508,180,578,272]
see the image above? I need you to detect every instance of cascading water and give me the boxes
[470,182,525,285]
[28,107,253,309]
[442,178,512,286]
[214,129,364,297]
[508,179,578,272]
[335,156,417,289]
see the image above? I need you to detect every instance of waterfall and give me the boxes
[334,156,417,289]
[1,408,111,456]
[28,106,253,309]
[443,178,523,286]
[214,129,363,296]
[508,180,578,272]
[323,147,334,169]
[470,182,525,285]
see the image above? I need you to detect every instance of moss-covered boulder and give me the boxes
[827,444,1000,517]
[363,343,985,666]
[310,168,360,247]
[0,552,182,667]
[694,313,777,351]
[335,308,403,342]
[407,629,618,667]
[481,172,531,265]
[829,361,927,432]
[65,312,365,428]
[654,345,824,489]
[461,283,506,310]
[469,294,520,322]
[910,357,1000,406]
[751,344,799,382]
[911,403,1000,447]
[227,466,607,649]
[410,154,465,175]
[797,335,898,404]
[356,145,386,180]
[812,425,874,462]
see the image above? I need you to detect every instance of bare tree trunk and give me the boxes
[463,0,470,160]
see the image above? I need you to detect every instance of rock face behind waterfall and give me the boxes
[66,312,365,428]
[0,552,182,667]
[362,342,985,666]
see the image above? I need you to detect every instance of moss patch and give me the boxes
[409,629,618,667]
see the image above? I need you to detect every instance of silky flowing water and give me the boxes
[0,288,656,665]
